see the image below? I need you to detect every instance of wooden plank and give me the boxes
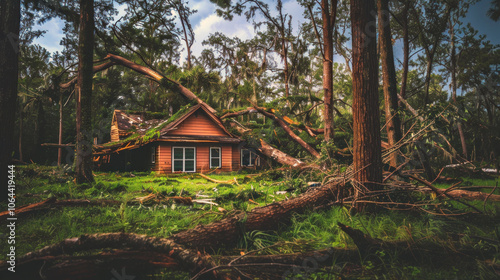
[168,111,227,137]
[232,145,240,171]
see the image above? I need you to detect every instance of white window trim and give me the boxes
[241,149,255,167]
[172,147,196,173]
[210,147,222,169]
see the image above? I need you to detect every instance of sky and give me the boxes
[33,0,500,65]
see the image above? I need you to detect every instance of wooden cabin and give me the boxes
[95,104,262,173]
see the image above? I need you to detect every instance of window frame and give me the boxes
[241,149,255,167]
[171,146,196,173]
[210,147,222,169]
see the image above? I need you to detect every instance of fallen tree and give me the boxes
[59,53,216,114]
[221,106,321,159]
[0,233,222,280]
[258,139,306,168]
[225,119,311,168]
[0,250,178,280]
[0,196,195,221]
[58,54,323,168]
[3,174,499,278]
[171,181,344,249]
[5,219,498,280]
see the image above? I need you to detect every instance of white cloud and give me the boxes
[184,10,257,65]
[282,0,305,33]
[32,18,65,54]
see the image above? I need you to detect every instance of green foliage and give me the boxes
[1,165,499,279]
[239,230,278,251]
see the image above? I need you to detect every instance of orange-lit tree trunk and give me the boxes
[398,0,410,103]
[322,0,338,142]
[58,91,63,166]
[378,0,402,167]
[75,0,95,184]
[350,0,382,198]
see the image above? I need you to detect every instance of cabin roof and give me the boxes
[113,110,165,137]
[95,103,239,155]
[159,103,233,138]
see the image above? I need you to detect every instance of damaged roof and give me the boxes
[95,103,240,155]
[113,110,166,138]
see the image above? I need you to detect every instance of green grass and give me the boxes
[0,165,298,256]
[1,164,499,279]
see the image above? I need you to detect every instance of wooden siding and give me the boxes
[155,143,172,173]
[232,145,241,170]
[168,111,227,137]
[197,146,210,172]
[110,124,120,142]
[155,143,236,173]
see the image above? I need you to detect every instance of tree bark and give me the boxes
[75,0,95,184]
[0,250,178,280]
[378,0,402,167]
[221,107,321,159]
[0,197,196,222]
[58,91,63,166]
[398,1,409,104]
[1,233,220,279]
[350,0,383,196]
[0,0,20,201]
[172,182,342,249]
[59,54,217,114]
[174,3,193,70]
[322,0,338,142]
[254,107,321,159]
[18,100,23,162]
[258,139,306,168]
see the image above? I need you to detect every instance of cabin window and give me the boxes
[151,146,156,164]
[172,147,196,172]
[210,147,221,168]
[241,149,259,167]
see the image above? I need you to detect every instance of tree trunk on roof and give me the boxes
[59,53,217,114]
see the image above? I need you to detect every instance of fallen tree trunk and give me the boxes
[0,250,178,280]
[0,197,194,221]
[254,106,321,159]
[404,174,500,202]
[0,197,123,221]
[397,93,458,157]
[258,139,306,168]
[416,186,500,202]
[59,53,216,113]
[221,106,321,159]
[226,120,310,168]
[0,233,221,279]
[41,143,75,148]
[171,181,343,250]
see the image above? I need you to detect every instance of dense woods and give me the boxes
[1,0,500,279]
